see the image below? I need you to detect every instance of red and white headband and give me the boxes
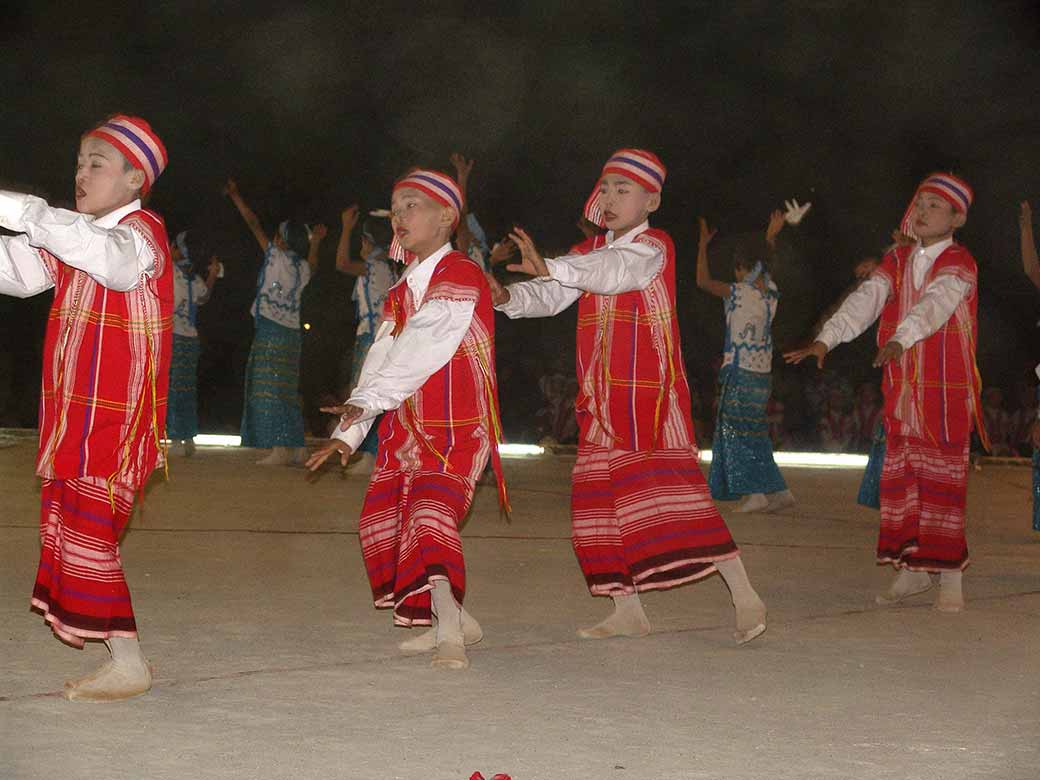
[898,172,973,240]
[583,148,666,227]
[86,114,168,195]
[389,169,465,262]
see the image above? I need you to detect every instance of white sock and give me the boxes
[431,579,463,646]
[577,593,651,639]
[715,556,767,643]
[937,570,964,612]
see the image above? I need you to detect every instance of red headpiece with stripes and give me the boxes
[389,169,465,262]
[898,172,973,240]
[583,148,667,228]
[86,115,168,195]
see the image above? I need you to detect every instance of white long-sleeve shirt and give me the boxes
[0,193,157,298]
[332,242,476,451]
[496,221,664,319]
[817,238,972,352]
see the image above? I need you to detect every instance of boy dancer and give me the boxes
[308,170,507,670]
[492,149,767,644]
[0,115,171,699]
[785,173,986,612]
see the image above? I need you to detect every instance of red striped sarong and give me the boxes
[571,446,739,596]
[358,469,474,626]
[877,433,969,571]
[31,477,138,647]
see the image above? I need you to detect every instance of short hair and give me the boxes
[361,217,393,251]
[733,234,772,274]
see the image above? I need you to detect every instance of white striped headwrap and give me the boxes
[583,148,667,227]
[86,115,168,195]
[389,169,465,262]
[899,172,973,240]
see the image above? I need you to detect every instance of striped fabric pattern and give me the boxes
[86,115,168,194]
[899,172,973,240]
[877,434,970,571]
[358,469,474,626]
[31,477,138,646]
[35,209,172,492]
[571,446,739,596]
[584,148,667,227]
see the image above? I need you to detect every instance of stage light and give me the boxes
[498,443,545,457]
[698,450,867,468]
[192,434,242,447]
[303,322,312,330]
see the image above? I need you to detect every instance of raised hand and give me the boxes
[305,439,353,472]
[506,227,550,278]
[309,223,328,243]
[698,217,718,248]
[450,152,475,183]
[319,402,366,431]
[766,209,785,245]
[223,178,239,198]
[488,238,517,266]
[783,199,812,225]
[1021,201,1033,231]
[485,271,510,306]
[783,341,828,369]
[890,228,915,247]
[872,340,904,367]
[341,205,360,231]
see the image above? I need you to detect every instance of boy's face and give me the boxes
[596,173,659,234]
[390,187,454,257]
[911,191,965,244]
[76,136,144,217]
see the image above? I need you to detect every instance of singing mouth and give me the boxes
[603,211,617,221]
[76,187,87,200]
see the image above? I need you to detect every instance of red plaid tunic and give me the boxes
[875,243,985,446]
[377,250,506,493]
[572,228,696,451]
[35,209,173,492]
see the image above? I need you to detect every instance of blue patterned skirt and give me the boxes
[857,421,886,510]
[349,330,381,456]
[708,365,787,500]
[1033,449,1040,532]
[166,334,200,441]
[241,316,305,448]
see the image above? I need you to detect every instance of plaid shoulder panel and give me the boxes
[424,252,484,304]
[633,230,668,255]
[932,245,978,288]
[121,210,169,279]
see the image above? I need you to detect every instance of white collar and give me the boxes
[91,199,141,229]
[402,242,453,297]
[604,220,649,246]
[914,237,953,262]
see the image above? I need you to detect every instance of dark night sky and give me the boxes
[1,2,1039,436]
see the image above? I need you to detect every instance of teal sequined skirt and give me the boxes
[166,334,201,441]
[708,365,787,500]
[857,421,885,510]
[241,316,305,448]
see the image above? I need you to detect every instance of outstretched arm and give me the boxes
[508,226,663,295]
[224,178,270,252]
[0,234,54,298]
[0,191,158,291]
[1021,201,1040,290]
[695,217,730,299]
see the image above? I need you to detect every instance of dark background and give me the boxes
[1,2,1038,442]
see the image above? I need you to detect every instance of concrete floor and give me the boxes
[2,440,1038,780]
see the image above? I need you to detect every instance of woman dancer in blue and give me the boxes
[334,205,397,473]
[167,231,221,456]
[1020,200,1040,532]
[225,178,319,466]
[697,210,795,513]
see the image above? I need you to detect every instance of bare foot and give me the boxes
[399,611,483,655]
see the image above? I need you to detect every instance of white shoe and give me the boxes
[765,489,795,513]
[734,493,769,513]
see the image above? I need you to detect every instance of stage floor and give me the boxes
[2,442,1038,780]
